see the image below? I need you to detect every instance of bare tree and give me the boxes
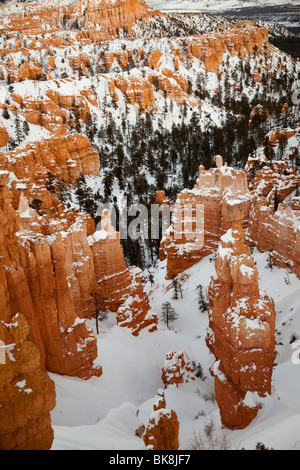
[190,418,234,450]
[161,302,178,329]
[89,289,108,334]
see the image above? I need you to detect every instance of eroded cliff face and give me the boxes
[206,223,276,429]
[0,171,101,379]
[245,144,300,279]
[186,26,268,73]
[0,313,56,450]
[161,156,251,279]
[0,133,101,184]
[0,0,153,38]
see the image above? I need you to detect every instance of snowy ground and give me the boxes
[50,247,300,450]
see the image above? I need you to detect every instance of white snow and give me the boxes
[49,248,300,450]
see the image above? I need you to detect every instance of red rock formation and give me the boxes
[13,94,67,135]
[47,90,91,124]
[117,267,158,335]
[161,156,251,279]
[0,0,155,39]
[153,389,167,411]
[206,223,276,429]
[0,124,9,148]
[187,26,268,73]
[148,50,163,69]
[88,210,158,335]
[248,199,300,278]
[0,313,56,450]
[246,152,300,279]
[291,197,300,211]
[115,76,157,113]
[67,0,151,36]
[245,154,298,205]
[0,134,100,184]
[80,89,98,107]
[249,104,269,128]
[0,165,102,379]
[162,351,195,388]
[155,190,172,210]
[267,127,295,146]
[143,390,179,450]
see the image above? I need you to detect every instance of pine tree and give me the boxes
[29,198,43,215]
[265,253,274,271]
[14,111,22,144]
[2,107,9,119]
[161,302,178,329]
[75,173,87,211]
[197,284,208,312]
[172,277,179,300]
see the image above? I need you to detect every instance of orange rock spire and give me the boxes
[206,222,276,429]
[142,390,180,450]
[161,157,251,279]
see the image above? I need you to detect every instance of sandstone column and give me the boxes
[206,222,276,429]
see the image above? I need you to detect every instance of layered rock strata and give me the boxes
[246,150,300,279]
[0,133,100,185]
[161,156,251,279]
[206,223,276,429]
[0,173,101,378]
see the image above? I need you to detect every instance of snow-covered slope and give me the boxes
[50,249,300,450]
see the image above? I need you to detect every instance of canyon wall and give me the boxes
[0,119,160,378]
[160,146,300,282]
[246,148,300,279]
[0,170,102,379]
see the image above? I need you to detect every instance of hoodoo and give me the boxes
[206,222,276,429]
[161,156,251,279]
[142,390,180,450]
